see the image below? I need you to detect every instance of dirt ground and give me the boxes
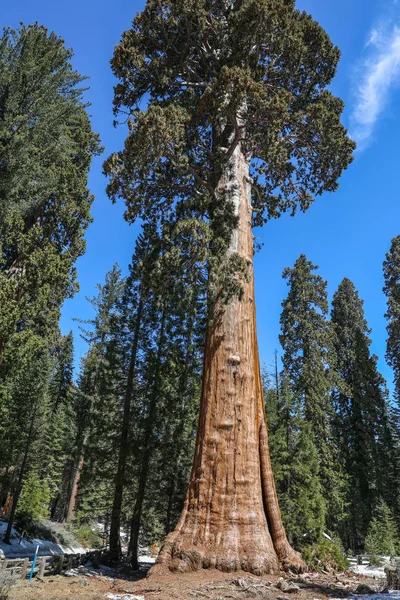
[8,565,384,600]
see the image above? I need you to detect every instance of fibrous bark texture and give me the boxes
[154,145,304,576]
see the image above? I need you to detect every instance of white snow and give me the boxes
[105,595,145,600]
[351,563,387,579]
[351,594,400,600]
[137,554,155,564]
[0,520,88,559]
[64,563,114,580]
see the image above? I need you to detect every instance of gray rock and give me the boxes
[355,583,378,594]
[276,577,300,593]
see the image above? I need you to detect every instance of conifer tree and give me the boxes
[126,217,208,568]
[1,336,50,542]
[105,0,354,574]
[365,500,399,557]
[383,236,400,517]
[264,367,326,547]
[0,24,101,364]
[0,23,100,533]
[39,332,76,516]
[279,255,345,533]
[383,236,400,407]
[63,266,125,523]
[331,278,395,550]
[109,224,161,561]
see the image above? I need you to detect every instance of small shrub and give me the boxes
[368,553,382,567]
[0,571,19,600]
[302,535,348,572]
[72,523,103,549]
[13,515,78,548]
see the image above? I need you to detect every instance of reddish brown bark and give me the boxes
[66,455,84,522]
[154,143,305,576]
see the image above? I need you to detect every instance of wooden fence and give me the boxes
[0,548,107,580]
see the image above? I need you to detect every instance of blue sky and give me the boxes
[2,0,400,391]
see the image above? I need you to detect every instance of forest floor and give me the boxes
[7,563,389,600]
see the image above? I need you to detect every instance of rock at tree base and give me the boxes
[276,577,300,593]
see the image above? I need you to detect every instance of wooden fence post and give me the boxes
[39,557,46,578]
[22,558,29,579]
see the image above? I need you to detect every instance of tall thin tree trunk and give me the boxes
[154,139,304,575]
[128,308,166,569]
[4,408,36,544]
[66,453,84,522]
[166,479,175,534]
[109,292,144,562]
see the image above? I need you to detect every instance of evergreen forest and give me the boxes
[1,1,400,586]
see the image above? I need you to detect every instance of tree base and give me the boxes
[149,531,306,577]
[150,535,306,576]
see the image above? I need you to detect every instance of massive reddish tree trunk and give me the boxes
[154,142,305,576]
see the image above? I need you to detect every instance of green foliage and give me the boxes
[331,278,397,551]
[0,23,101,358]
[104,0,354,302]
[72,522,103,549]
[382,236,400,523]
[13,515,78,548]
[365,501,399,557]
[17,473,50,520]
[265,369,326,548]
[301,536,348,572]
[279,255,346,534]
[383,236,400,404]
[0,22,101,535]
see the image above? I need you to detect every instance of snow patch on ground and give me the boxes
[64,563,115,580]
[137,554,155,564]
[0,520,88,559]
[105,595,145,600]
[350,563,387,579]
[351,594,400,600]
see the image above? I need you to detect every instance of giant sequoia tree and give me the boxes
[105,0,354,575]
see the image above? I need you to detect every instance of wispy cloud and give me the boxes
[351,20,400,149]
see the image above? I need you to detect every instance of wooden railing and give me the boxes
[0,548,107,580]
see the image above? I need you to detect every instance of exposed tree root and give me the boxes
[151,543,280,576]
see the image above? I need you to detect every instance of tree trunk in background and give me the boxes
[66,454,84,522]
[154,142,305,575]
[4,409,36,544]
[109,292,144,562]
[128,308,166,569]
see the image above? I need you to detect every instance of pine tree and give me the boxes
[383,236,400,521]
[264,366,326,547]
[104,0,354,575]
[0,336,51,542]
[64,266,125,523]
[0,23,100,535]
[365,500,399,557]
[109,223,161,561]
[37,332,76,517]
[279,255,345,533]
[331,278,396,550]
[0,24,101,364]
[125,217,208,568]
[383,236,400,407]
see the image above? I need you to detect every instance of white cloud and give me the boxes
[351,22,400,149]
